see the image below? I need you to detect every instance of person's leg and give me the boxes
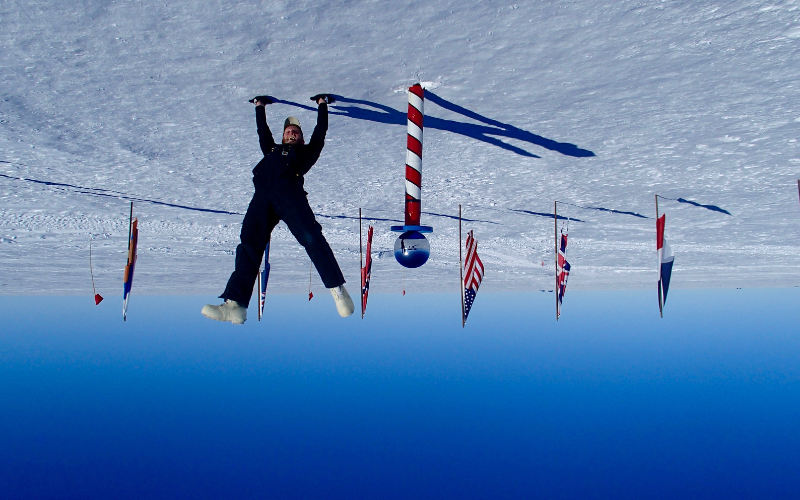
[219,194,274,307]
[272,186,345,289]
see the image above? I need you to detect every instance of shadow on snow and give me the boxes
[676,198,732,216]
[274,92,595,159]
[0,172,496,225]
[0,173,242,215]
[509,209,585,222]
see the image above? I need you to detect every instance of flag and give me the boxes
[89,236,103,305]
[123,217,138,321]
[361,226,373,317]
[308,261,313,300]
[259,242,271,318]
[556,229,571,319]
[656,214,674,312]
[463,230,484,323]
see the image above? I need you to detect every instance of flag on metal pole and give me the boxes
[361,225,374,318]
[259,242,271,319]
[122,203,138,321]
[462,230,484,324]
[308,260,313,301]
[556,227,571,320]
[656,213,674,316]
[459,205,464,327]
[90,236,103,305]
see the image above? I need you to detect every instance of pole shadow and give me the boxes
[317,213,403,223]
[552,201,649,219]
[274,93,595,158]
[0,173,243,215]
[509,209,584,222]
[422,211,499,224]
[582,206,648,219]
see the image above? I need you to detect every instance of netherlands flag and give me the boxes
[656,214,674,314]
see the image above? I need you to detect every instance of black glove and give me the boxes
[248,95,274,104]
[310,94,335,104]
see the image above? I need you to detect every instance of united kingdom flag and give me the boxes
[463,230,484,323]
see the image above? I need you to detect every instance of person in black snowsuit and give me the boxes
[201,95,354,324]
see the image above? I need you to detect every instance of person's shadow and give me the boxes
[274,92,595,158]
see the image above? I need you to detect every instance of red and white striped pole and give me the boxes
[392,83,432,269]
[405,84,424,226]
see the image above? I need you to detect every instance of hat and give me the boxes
[284,116,301,132]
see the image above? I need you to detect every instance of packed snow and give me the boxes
[1,0,799,295]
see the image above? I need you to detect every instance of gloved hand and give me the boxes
[248,95,274,105]
[310,94,335,105]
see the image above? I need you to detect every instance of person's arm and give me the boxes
[308,99,328,149]
[297,100,328,175]
[255,100,275,155]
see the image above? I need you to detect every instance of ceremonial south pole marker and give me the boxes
[392,83,433,268]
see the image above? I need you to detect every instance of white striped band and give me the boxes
[408,93,424,114]
[405,180,421,199]
[406,151,422,171]
[407,121,423,142]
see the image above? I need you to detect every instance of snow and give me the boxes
[1,0,799,295]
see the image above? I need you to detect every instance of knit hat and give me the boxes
[284,116,301,132]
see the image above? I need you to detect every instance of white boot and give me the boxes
[201,299,247,324]
[330,285,354,317]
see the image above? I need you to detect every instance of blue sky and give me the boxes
[1,289,799,499]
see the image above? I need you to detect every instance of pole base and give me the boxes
[390,225,433,233]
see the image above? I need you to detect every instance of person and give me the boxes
[202,95,354,324]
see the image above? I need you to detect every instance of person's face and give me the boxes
[283,125,303,145]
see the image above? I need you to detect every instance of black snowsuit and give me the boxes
[220,102,346,307]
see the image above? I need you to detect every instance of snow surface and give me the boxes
[1,0,800,295]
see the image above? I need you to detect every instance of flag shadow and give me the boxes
[676,198,731,215]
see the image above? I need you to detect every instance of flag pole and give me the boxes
[127,202,133,251]
[359,208,364,319]
[459,204,465,328]
[308,261,313,301]
[655,194,663,318]
[90,235,97,298]
[555,201,558,321]
[257,266,262,321]
[124,202,133,322]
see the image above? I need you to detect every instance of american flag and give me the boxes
[361,226,373,317]
[556,230,570,319]
[463,230,484,323]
